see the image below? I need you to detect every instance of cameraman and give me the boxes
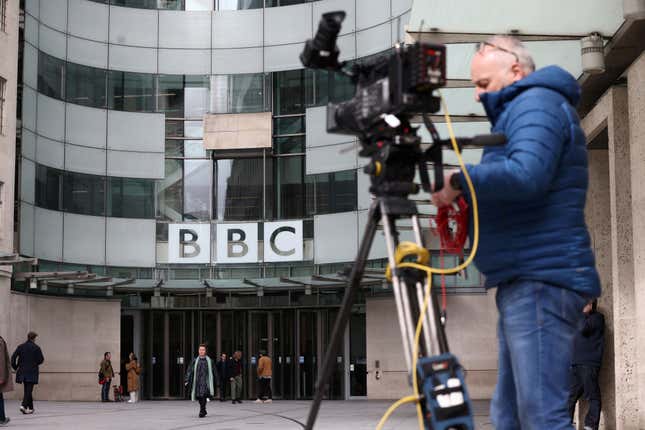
[431,36,600,429]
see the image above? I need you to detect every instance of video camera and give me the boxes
[300,11,446,141]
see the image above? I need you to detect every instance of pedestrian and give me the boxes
[99,352,115,402]
[567,299,605,430]
[10,331,44,415]
[215,353,229,401]
[431,35,601,429]
[125,353,142,403]
[185,344,216,418]
[255,350,272,403]
[0,334,14,426]
[228,350,243,404]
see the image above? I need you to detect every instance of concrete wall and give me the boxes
[366,293,497,400]
[3,292,121,401]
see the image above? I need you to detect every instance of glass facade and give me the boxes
[87,0,316,9]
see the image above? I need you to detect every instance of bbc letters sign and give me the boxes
[168,221,304,264]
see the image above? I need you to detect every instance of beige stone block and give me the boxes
[204,112,272,150]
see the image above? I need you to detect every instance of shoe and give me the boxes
[25,408,34,415]
[20,406,25,414]
[0,418,10,426]
[237,400,242,404]
[199,411,205,418]
[255,399,263,403]
[264,399,272,403]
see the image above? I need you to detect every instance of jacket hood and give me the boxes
[480,65,580,124]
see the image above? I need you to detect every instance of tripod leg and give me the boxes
[305,201,381,430]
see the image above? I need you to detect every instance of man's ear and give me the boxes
[511,63,525,81]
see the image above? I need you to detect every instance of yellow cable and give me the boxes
[375,394,421,430]
[376,93,480,429]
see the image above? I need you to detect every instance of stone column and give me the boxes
[627,52,645,429]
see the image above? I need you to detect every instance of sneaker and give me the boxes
[198,411,206,418]
[20,406,25,414]
[25,408,34,415]
[0,418,10,427]
[255,399,263,403]
[264,399,272,403]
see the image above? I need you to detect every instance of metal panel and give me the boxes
[22,87,37,132]
[65,144,107,176]
[25,0,39,19]
[158,10,211,49]
[35,207,64,262]
[314,212,358,264]
[263,44,304,72]
[39,25,67,60]
[108,44,158,74]
[36,135,65,169]
[68,0,109,42]
[66,103,108,149]
[337,33,357,62]
[20,203,35,257]
[313,0,356,35]
[158,49,211,75]
[357,168,372,211]
[20,159,36,205]
[305,106,357,174]
[437,87,486,117]
[36,94,66,141]
[356,22,392,58]
[408,0,624,36]
[39,0,67,32]
[67,36,108,69]
[212,9,263,48]
[23,43,39,90]
[22,129,37,160]
[24,14,39,46]
[107,110,164,152]
[264,3,313,46]
[106,218,156,267]
[107,150,164,179]
[391,0,413,17]
[212,47,263,74]
[391,10,409,44]
[109,5,158,48]
[356,0,390,30]
[63,213,106,265]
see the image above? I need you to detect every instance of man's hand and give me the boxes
[431,170,462,208]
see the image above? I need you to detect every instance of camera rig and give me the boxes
[300,11,505,430]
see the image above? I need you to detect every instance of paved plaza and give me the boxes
[1,399,492,429]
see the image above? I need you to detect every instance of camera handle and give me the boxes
[305,195,451,430]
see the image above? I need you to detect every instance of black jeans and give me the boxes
[23,382,34,410]
[197,396,207,415]
[567,364,601,429]
[257,378,272,400]
[101,379,111,401]
[218,379,227,400]
[0,392,6,420]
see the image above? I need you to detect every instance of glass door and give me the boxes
[298,310,318,399]
[349,311,367,397]
[148,312,188,399]
[248,311,269,399]
[168,312,187,398]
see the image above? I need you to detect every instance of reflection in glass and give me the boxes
[107,70,155,112]
[274,116,304,135]
[66,62,107,108]
[157,75,184,118]
[215,158,264,220]
[63,171,106,216]
[35,164,62,211]
[210,74,268,113]
[165,139,183,157]
[184,76,210,117]
[274,70,305,115]
[184,159,212,220]
[157,159,183,221]
[107,177,155,219]
[218,0,263,10]
[274,136,304,154]
[184,140,206,158]
[37,51,64,100]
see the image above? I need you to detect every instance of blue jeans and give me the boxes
[101,379,111,401]
[491,280,587,430]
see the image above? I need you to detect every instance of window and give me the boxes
[38,51,65,100]
[62,171,106,216]
[107,70,155,112]
[210,74,269,114]
[306,169,357,215]
[274,156,305,219]
[183,159,212,220]
[214,158,266,221]
[1,0,7,33]
[0,77,5,135]
[66,62,107,108]
[157,159,183,221]
[217,0,263,10]
[35,165,63,211]
[107,177,155,219]
[274,70,305,115]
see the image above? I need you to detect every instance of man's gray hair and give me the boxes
[485,35,536,74]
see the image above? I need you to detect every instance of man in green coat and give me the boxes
[184,344,216,418]
[0,335,14,426]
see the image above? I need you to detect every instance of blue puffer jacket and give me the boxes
[457,66,600,297]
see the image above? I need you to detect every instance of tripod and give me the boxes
[304,129,467,430]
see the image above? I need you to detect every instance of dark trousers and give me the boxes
[101,380,111,402]
[567,364,601,429]
[22,382,34,410]
[197,396,207,415]
[257,378,272,400]
[218,379,227,400]
[0,392,5,420]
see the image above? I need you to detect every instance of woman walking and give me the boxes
[185,344,216,418]
[125,353,141,403]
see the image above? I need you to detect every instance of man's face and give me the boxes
[470,45,524,102]
[199,346,207,357]
[106,353,111,361]
[221,353,227,360]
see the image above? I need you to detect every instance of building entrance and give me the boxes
[137,308,362,400]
